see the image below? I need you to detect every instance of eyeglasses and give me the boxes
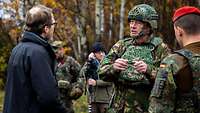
[45,22,57,27]
[50,22,57,25]
[50,22,57,26]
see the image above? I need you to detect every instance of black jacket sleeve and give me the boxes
[30,49,67,113]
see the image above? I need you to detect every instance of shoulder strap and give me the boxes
[175,49,193,60]
[117,37,133,58]
[123,37,133,48]
[150,37,162,47]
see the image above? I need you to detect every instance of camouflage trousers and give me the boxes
[63,100,74,113]
[175,92,198,113]
[60,89,74,113]
[107,85,151,113]
[90,102,109,113]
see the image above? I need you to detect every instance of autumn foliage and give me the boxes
[0,0,199,90]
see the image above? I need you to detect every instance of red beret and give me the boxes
[173,6,200,22]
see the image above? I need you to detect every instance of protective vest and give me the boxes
[118,37,162,85]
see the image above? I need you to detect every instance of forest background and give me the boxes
[0,0,200,112]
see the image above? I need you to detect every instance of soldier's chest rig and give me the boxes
[118,37,161,86]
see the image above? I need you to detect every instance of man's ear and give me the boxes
[44,26,49,33]
[175,26,184,37]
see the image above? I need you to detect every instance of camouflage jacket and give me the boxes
[80,58,114,103]
[148,41,200,113]
[56,56,83,101]
[98,36,168,84]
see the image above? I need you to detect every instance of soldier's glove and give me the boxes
[58,80,70,89]
[69,84,83,100]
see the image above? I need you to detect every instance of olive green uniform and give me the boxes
[56,56,83,113]
[149,42,200,113]
[98,36,168,113]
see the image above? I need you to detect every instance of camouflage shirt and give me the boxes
[98,36,168,113]
[56,56,82,85]
[148,41,200,113]
[56,56,83,113]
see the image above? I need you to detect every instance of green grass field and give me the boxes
[0,91,88,113]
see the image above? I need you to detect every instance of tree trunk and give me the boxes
[18,0,25,20]
[74,17,83,60]
[100,0,104,40]
[119,0,126,39]
[74,0,88,61]
[95,0,101,41]
[108,0,114,46]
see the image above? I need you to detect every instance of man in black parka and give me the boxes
[3,5,68,113]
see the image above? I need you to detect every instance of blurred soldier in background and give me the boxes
[98,4,168,113]
[148,6,200,113]
[80,42,114,113]
[52,41,84,113]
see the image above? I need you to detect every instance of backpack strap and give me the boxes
[117,37,133,57]
[150,37,162,47]
[175,49,200,112]
[174,49,193,60]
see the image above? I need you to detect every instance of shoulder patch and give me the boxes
[160,64,167,68]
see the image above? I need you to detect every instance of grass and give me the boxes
[74,95,88,113]
[0,91,88,113]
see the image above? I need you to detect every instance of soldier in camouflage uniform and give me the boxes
[148,6,200,113]
[52,41,84,113]
[98,4,168,113]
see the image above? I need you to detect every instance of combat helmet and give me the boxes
[51,41,65,49]
[128,4,158,29]
[51,41,71,54]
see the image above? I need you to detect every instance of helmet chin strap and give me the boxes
[134,30,149,40]
[137,30,146,38]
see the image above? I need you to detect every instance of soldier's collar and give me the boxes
[131,35,153,45]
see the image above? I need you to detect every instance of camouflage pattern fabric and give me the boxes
[119,43,154,83]
[98,36,168,113]
[128,4,158,29]
[148,42,200,113]
[56,56,83,113]
[107,85,151,113]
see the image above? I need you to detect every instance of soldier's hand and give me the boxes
[113,58,128,71]
[133,60,147,73]
[69,87,83,100]
[87,78,96,86]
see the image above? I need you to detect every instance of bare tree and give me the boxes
[119,0,126,39]
[74,0,88,60]
[24,0,40,11]
[108,0,114,44]
[95,0,101,41]
[100,0,104,40]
